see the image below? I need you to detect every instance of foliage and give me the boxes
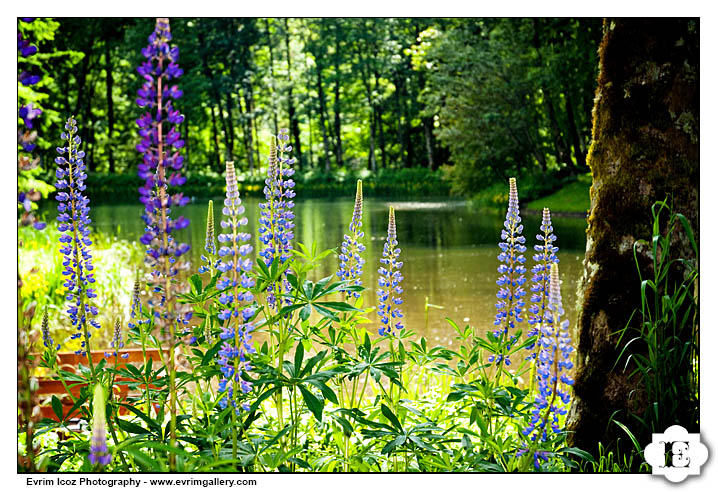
[23,152,591,472]
[614,198,699,442]
[24,18,599,199]
[417,19,601,194]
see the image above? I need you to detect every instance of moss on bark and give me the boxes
[566,18,698,454]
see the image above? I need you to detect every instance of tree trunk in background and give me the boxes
[265,18,279,136]
[333,31,344,168]
[567,18,698,455]
[316,62,331,173]
[565,90,587,169]
[422,117,435,170]
[284,19,303,170]
[209,104,221,170]
[241,85,257,173]
[225,92,236,162]
[377,104,386,169]
[104,41,115,174]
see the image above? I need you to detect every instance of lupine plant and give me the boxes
[338,180,366,300]
[490,177,527,372]
[527,207,559,362]
[521,263,574,469]
[135,18,189,468]
[377,206,404,337]
[55,117,101,371]
[21,18,595,473]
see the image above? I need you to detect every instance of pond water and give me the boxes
[85,196,588,346]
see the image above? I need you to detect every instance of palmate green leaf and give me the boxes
[116,418,152,435]
[120,403,162,436]
[299,385,323,422]
[381,435,406,455]
[380,404,403,431]
[51,395,63,421]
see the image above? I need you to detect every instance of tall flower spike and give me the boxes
[55,117,100,356]
[105,319,128,359]
[199,200,218,275]
[135,18,191,333]
[377,207,404,336]
[41,309,59,352]
[522,263,574,450]
[526,207,559,360]
[338,180,366,299]
[18,21,46,230]
[258,129,296,308]
[489,177,527,366]
[89,384,111,466]
[216,161,256,414]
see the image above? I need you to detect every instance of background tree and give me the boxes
[566,18,698,459]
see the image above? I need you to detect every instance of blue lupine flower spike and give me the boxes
[526,207,559,360]
[89,384,111,466]
[258,129,295,309]
[522,263,574,458]
[199,200,218,275]
[104,319,129,360]
[216,161,256,414]
[135,17,192,334]
[338,180,366,299]
[489,177,527,367]
[55,116,100,356]
[41,309,60,353]
[378,207,404,337]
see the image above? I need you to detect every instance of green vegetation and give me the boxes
[21,18,600,200]
[525,174,592,214]
[63,167,451,204]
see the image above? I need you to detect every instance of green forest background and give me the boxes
[19,17,602,203]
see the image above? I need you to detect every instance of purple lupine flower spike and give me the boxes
[522,263,574,462]
[104,319,128,359]
[216,161,256,414]
[526,207,559,360]
[135,18,191,332]
[377,207,404,336]
[89,384,112,466]
[55,117,100,356]
[17,21,45,230]
[489,177,527,366]
[258,129,295,309]
[199,200,218,275]
[338,180,366,299]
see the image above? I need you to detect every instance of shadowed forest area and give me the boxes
[21,18,601,201]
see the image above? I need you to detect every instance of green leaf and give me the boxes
[380,404,402,431]
[299,304,312,321]
[189,274,203,294]
[116,418,151,435]
[294,341,305,375]
[559,446,595,463]
[299,385,323,422]
[51,395,63,421]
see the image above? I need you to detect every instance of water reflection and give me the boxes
[82,196,587,345]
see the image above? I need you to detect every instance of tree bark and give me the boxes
[104,41,115,174]
[265,18,279,136]
[284,19,303,169]
[315,61,331,173]
[565,90,587,169]
[209,103,221,170]
[333,28,344,168]
[225,92,236,162]
[567,18,698,456]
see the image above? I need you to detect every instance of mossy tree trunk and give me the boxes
[567,18,698,454]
